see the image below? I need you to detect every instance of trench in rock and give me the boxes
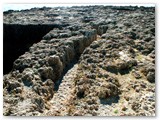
[4,23,99,93]
[3,24,63,74]
[53,37,99,91]
[54,59,78,91]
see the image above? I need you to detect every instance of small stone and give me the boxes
[122,106,127,111]
[38,67,55,80]
[143,105,148,111]
[22,73,34,87]
[135,87,140,92]
[124,96,129,101]
[141,83,146,88]
[47,55,60,66]
[147,72,155,83]
[7,81,21,93]
[132,71,142,79]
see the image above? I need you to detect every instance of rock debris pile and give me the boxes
[3,5,155,116]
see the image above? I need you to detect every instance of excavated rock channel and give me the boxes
[3,6,155,116]
[54,59,78,91]
[3,15,97,115]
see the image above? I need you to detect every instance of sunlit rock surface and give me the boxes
[3,5,155,116]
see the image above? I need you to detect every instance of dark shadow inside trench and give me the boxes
[3,24,63,74]
[54,59,78,91]
[3,23,98,94]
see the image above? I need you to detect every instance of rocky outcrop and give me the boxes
[3,24,55,74]
[3,26,97,115]
[67,37,155,116]
[3,5,155,116]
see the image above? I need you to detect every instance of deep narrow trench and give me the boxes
[3,24,60,74]
[53,34,101,91]
[54,59,78,91]
[3,21,106,76]
[3,23,102,92]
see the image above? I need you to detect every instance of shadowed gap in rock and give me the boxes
[100,95,120,105]
[3,24,63,74]
[54,59,78,91]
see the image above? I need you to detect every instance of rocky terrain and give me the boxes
[3,5,155,116]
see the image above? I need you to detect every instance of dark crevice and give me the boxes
[119,68,132,75]
[54,59,78,91]
[3,24,62,74]
[100,95,120,105]
[77,91,84,99]
[105,65,136,75]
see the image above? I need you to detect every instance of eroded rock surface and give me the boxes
[3,5,155,116]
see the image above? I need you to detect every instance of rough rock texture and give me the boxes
[3,24,56,74]
[3,5,155,116]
